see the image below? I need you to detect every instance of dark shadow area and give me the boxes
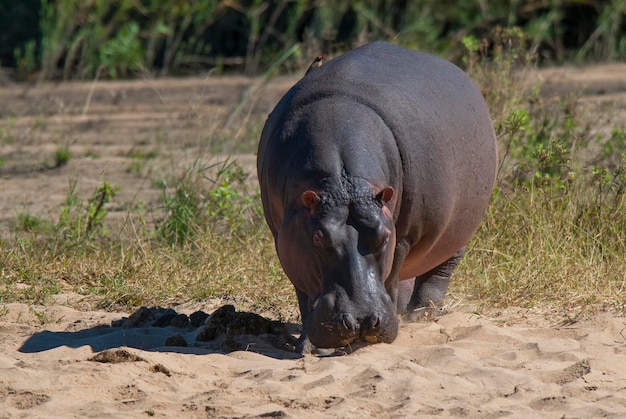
[18,305,304,360]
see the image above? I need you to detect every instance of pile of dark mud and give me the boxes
[112,304,296,353]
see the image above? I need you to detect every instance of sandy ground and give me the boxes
[1,299,626,418]
[1,62,626,417]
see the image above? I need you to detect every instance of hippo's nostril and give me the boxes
[361,314,381,334]
[341,313,357,331]
[371,314,381,329]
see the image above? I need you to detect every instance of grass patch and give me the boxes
[15,213,53,234]
[156,159,257,246]
[1,208,291,312]
[453,28,626,319]
[0,154,292,315]
[458,178,626,317]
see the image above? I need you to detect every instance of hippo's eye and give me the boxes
[356,225,391,255]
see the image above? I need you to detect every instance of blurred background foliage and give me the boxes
[0,0,625,81]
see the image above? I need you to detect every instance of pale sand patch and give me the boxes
[1,302,624,418]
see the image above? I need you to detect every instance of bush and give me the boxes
[2,1,625,80]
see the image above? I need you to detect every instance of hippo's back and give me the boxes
[264,41,487,138]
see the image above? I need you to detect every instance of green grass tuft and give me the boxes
[54,145,71,167]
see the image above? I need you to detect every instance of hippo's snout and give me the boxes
[307,292,398,349]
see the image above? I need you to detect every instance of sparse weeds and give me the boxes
[157,159,259,246]
[53,144,71,167]
[57,179,119,241]
[456,27,626,317]
[205,161,257,231]
[30,306,63,325]
[19,276,61,306]
[12,181,118,239]
[16,213,53,234]
[0,148,289,309]
[0,166,290,310]
[127,148,160,160]
[156,172,202,247]
[126,147,159,175]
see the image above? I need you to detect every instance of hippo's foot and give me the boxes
[294,288,345,356]
[402,248,465,318]
[295,335,336,356]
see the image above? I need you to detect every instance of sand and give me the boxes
[1,299,625,418]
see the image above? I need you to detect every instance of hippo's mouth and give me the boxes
[307,309,398,349]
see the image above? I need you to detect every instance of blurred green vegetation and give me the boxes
[1,0,625,81]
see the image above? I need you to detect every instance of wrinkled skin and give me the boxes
[257,41,497,353]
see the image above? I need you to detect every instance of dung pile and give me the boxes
[112,304,295,353]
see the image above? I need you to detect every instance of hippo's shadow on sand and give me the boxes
[18,305,305,360]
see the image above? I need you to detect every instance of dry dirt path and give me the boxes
[0,75,294,232]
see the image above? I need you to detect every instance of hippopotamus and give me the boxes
[257,41,497,353]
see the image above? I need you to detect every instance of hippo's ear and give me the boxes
[302,190,320,211]
[376,186,394,205]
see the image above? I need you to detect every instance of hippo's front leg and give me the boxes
[294,288,316,354]
[404,248,465,318]
[294,288,335,355]
[385,238,412,313]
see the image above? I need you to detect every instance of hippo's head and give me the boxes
[277,175,398,349]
